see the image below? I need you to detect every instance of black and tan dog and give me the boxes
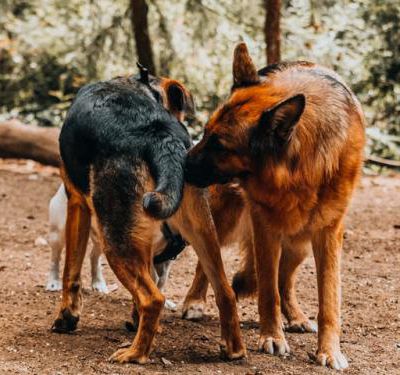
[185,43,365,369]
[53,67,245,363]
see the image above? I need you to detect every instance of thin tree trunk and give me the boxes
[264,0,281,64]
[0,120,60,166]
[130,0,156,75]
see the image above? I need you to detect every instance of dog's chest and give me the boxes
[246,183,319,235]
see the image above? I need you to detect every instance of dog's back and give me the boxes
[60,76,191,220]
[257,62,365,182]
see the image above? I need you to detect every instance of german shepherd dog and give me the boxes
[182,183,317,335]
[185,43,365,369]
[53,67,245,363]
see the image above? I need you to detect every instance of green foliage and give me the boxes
[0,0,399,160]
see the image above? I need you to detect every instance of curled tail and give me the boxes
[143,135,187,220]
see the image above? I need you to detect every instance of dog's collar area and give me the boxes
[153,223,188,265]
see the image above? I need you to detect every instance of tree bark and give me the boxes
[130,0,156,75]
[264,0,281,64]
[0,120,60,166]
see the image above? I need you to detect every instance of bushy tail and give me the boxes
[143,137,186,220]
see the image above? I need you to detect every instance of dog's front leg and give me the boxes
[250,206,290,356]
[311,222,348,370]
[171,185,246,360]
[182,261,209,320]
[52,192,91,333]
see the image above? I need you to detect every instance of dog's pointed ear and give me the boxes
[250,95,305,159]
[165,81,195,119]
[136,62,149,85]
[232,42,260,88]
[260,94,305,141]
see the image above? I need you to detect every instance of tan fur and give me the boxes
[186,43,365,369]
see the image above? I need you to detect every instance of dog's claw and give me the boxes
[310,349,349,370]
[258,335,290,356]
[108,348,148,364]
[285,319,318,333]
[51,309,79,333]
[182,301,204,321]
[219,342,247,361]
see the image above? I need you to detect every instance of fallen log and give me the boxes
[0,119,60,167]
[1,119,399,170]
[367,154,400,169]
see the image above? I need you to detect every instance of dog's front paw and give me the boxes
[91,278,109,293]
[52,308,79,333]
[219,342,247,361]
[309,349,348,370]
[46,278,62,292]
[258,335,290,356]
[285,318,317,333]
[164,299,177,311]
[108,347,148,364]
[182,301,204,321]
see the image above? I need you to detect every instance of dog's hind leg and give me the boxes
[182,261,209,320]
[46,184,67,291]
[280,236,317,333]
[102,222,164,364]
[52,185,91,333]
[89,231,108,293]
[46,227,64,291]
[170,185,246,360]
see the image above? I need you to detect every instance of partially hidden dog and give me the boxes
[52,66,246,364]
[182,182,317,334]
[185,43,365,370]
[47,182,180,310]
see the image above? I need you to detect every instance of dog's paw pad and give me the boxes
[258,335,290,356]
[311,350,348,370]
[182,302,204,321]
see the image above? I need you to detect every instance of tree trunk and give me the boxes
[264,0,281,64]
[130,0,156,75]
[0,120,60,167]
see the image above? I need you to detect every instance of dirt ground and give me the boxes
[0,160,399,375]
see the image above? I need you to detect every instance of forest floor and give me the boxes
[0,159,399,375]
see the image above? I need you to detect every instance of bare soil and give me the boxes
[0,160,399,374]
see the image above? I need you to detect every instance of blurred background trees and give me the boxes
[0,0,399,165]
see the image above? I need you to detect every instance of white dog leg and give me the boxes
[90,233,108,293]
[155,261,176,311]
[46,228,63,291]
[46,185,67,291]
